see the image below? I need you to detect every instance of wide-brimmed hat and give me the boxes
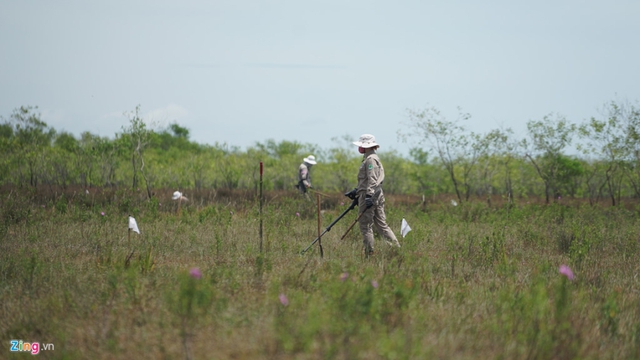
[303,155,317,165]
[352,134,379,148]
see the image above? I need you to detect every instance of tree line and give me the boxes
[1,100,639,205]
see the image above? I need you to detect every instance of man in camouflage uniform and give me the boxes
[349,134,400,256]
[297,155,317,198]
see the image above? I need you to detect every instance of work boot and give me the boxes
[384,239,401,248]
[364,248,375,259]
[384,236,401,248]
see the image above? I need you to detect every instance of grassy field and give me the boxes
[2,188,640,359]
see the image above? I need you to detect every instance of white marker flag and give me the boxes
[172,190,188,201]
[401,218,412,238]
[128,216,140,234]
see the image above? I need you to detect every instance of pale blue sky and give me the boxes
[1,0,639,156]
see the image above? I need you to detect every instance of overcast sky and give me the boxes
[2,0,639,157]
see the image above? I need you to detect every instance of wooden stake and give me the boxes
[340,207,368,240]
[259,161,263,253]
[317,193,323,258]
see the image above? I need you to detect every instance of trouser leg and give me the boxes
[358,199,375,254]
[298,183,310,200]
[373,197,401,247]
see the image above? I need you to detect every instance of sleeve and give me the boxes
[300,167,310,187]
[364,158,378,197]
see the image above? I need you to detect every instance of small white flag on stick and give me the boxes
[172,191,188,201]
[128,216,140,234]
[401,218,412,238]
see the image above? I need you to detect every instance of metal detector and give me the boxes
[300,196,358,255]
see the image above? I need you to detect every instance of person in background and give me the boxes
[297,155,317,199]
[346,134,400,257]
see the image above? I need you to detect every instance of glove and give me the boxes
[344,188,357,200]
[365,195,373,208]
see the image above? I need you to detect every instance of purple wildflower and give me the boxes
[296,212,300,217]
[279,293,289,306]
[101,212,105,216]
[189,267,202,280]
[559,265,574,281]
[371,280,379,289]
[340,272,349,282]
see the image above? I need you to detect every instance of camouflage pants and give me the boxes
[296,181,311,200]
[358,193,400,253]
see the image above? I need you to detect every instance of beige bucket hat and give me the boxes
[303,155,317,165]
[352,134,379,148]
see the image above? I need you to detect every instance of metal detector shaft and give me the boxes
[300,197,358,255]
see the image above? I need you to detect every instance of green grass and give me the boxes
[2,190,640,359]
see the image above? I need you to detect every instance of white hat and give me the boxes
[353,134,379,148]
[303,155,317,165]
